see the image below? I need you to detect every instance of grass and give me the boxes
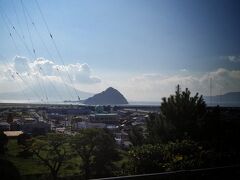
[3,139,81,176]
[3,139,48,175]
[2,139,128,178]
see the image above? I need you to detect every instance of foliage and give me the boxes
[201,106,240,164]
[127,144,165,174]
[128,125,145,146]
[127,139,215,174]
[17,133,32,158]
[146,113,173,143]
[162,139,215,171]
[147,85,206,143]
[0,159,21,179]
[161,85,206,138]
[28,133,72,180]
[0,131,8,154]
[17,133,31,146]
[6,113,13,124]
[71,128,120,179]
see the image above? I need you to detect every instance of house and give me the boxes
[89,113,119,124]
[0,122,10,131]
[3,131,23,138]
[73,121,107,129]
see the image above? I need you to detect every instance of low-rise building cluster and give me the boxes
[0,104,155,148]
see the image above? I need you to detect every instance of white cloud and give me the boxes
[6,56,101,84]
[222,55,240,63]
[33,58,55,76]
[67,63,101,84]
[0,56,101,99]
[111,68,240,101]
[14,56,30,73]
[0,55,240,102]
[180,69,187,72]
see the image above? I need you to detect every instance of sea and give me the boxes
[0,100,240,107]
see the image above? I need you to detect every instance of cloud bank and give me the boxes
[113,68,240,101]
[0,56,240,102]
[1,56,101,84]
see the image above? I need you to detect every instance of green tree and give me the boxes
[128,126,145,146]
[71,128,119,179]
[146,113,173,143]
[17,133,32,158]
[127,144,165,174]
[28,133,71,180]
[154,85,206,140]
[127,139,215,175]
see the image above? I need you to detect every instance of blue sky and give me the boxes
[0,0,240,102]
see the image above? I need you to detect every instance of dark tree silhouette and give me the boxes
[71,128,119,179]
[146,113,173,143]
[128,125,145,146]
[160,85,206,139]
[17,133,32,158]
[6,113,13,124]
[0,159,21,180]
[0,131,8,154]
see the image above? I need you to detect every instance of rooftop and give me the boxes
[4,131,23,137]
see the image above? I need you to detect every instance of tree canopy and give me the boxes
[147,85,206,142]
[28,133,71,180]
[71,128,119,179]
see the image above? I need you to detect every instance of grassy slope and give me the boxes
[3,139,81,176]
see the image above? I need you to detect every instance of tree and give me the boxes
[71,128,119,179]
[6,113,13,124]
[127,144,165,174]
[0,159,21,180]
[127,139,215,175]
[146,113,173,143]
[28,133,71,180]
[128,125,145,146]
[17,133,31,146]
[160,85,206,139]
[17,133,32,158]
[0,131,8,154]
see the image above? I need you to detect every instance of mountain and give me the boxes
[0,82,93,103]
[204,92,240,106]
[84,87,128,105]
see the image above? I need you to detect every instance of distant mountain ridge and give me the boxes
[204,92,240,103]
[0,82,93,102]
[84,87,128,105]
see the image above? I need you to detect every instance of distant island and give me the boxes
[83,87,128,105]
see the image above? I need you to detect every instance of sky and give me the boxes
[0,0,240,102]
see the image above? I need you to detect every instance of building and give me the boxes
[0,122,10,131]
[3,131,23,138]
[89,113,119,124]
[20,121,51,134]
[73,121,107,129]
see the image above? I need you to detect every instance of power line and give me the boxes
[0,8,44,103]
[20,1,67,102]
[20,0,48,103]
[35,0,79,101]
[0,11,20,54]
[11,0,25,40]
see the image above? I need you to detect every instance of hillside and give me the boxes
[204,92,240,106]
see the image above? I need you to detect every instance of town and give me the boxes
[0,103,159,148]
